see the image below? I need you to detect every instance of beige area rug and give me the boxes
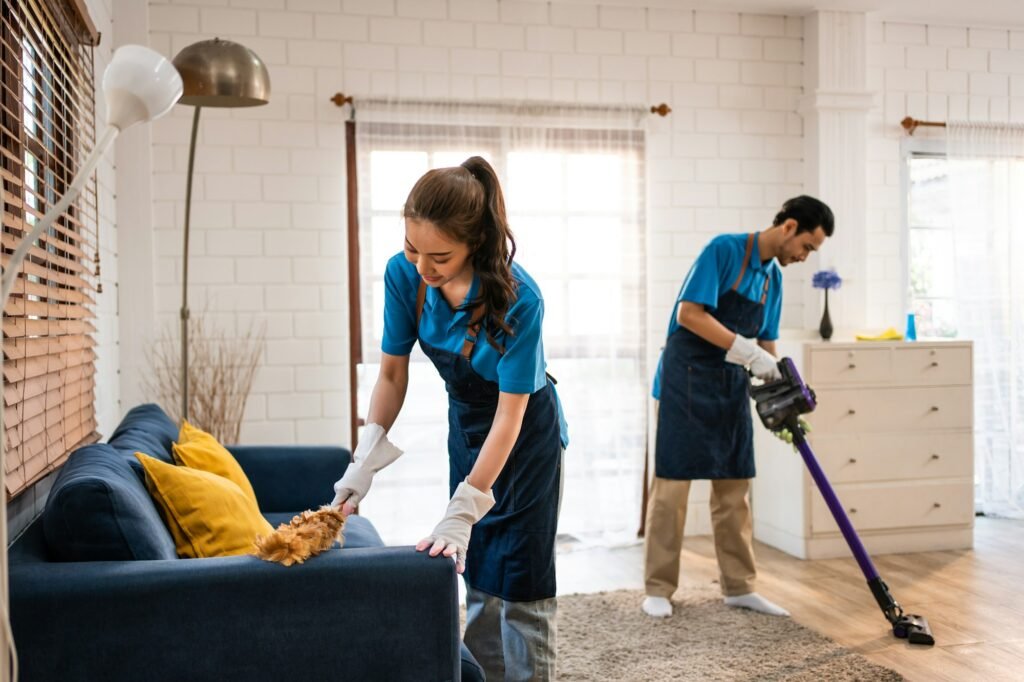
[555,588,904,681]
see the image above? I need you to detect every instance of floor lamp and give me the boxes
[170,39,270,423]
[0,45,182,682]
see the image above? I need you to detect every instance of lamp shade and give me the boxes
[172,38,271,107]
[103,44,183,131]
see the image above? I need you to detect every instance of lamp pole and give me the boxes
[171,38,270,426]
[180,105,201,421]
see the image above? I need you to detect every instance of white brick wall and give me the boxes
[865,18,1024,328]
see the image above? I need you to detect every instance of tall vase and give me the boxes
[819,289,833,341]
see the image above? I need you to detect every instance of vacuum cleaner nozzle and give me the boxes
[894,613,935,645]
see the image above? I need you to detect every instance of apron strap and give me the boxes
[730,233,771,304]
[730,233,755,292]
[415,279,427,327]
[461,315,482,360]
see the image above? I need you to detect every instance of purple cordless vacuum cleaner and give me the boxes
[750,357,935,645]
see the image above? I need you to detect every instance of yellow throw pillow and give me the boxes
[173,421,258,505]
[135,453,273,558]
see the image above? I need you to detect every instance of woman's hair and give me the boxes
[403,156,518,349]
[773,195,835,236]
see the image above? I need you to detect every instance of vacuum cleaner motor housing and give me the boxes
[749,357,817,431]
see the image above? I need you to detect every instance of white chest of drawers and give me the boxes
[751,338,974,559]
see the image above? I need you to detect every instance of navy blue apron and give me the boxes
[415,280,562,602]
[655,233,769,480]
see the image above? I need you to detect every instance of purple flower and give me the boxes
[812,269,842,290]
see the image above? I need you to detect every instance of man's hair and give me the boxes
[773,195,834,237]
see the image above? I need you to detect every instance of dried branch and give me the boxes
[144,310,266,443]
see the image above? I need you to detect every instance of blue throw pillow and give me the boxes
[43,443,177,561]
[107,403,178,463]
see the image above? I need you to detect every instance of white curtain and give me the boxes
[353,99,648,546]
[947,121,1024,518]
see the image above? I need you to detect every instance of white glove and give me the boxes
[726,334,781,381]
[416,479,495,574]
[331,424,403,511]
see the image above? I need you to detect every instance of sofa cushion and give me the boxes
[43,444,177,561]
[107,403,179,463]
[174,421,258,504]
[137,453,274,558]
[262,512,384,550]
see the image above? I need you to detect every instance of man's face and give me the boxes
[777,221,827,266]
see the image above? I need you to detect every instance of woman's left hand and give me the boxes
[416,535,467,573]
[416,479,495,573]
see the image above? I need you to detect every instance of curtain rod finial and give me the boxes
[901,116,918,134]
[331,92,353,108]
[650,103,671,117]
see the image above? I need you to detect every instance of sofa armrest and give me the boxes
[227,444,350,512]
[11,547,461,682]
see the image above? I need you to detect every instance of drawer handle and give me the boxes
[847,409,856,415]
[849,508,857,514]
[848,457,857,464]
[930,453,940,460]
[933,502,942,509]
[848,363,856,369]
[930,406,940,412]
[930,361,939,367]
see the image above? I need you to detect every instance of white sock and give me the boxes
[642,596,673,618]
[724,592,790,617]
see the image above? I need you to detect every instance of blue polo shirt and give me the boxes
[382,253,568,446]
[652,232,783,399]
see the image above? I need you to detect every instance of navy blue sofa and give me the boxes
[9,404,483,682]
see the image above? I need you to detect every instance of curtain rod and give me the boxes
[330,92,671,117]
[901,116,945,135]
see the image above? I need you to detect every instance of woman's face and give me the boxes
[404,218,474,288]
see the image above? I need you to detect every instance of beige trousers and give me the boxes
[643,476,757,598]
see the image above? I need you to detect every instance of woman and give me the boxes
[332,156,568,680]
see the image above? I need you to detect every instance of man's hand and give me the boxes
[726,334,782,381]
[416,479,495,573]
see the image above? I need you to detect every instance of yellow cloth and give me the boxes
[855,327,904,341]
[173,421,258,505]
[135,453,273,558]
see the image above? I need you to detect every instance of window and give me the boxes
[1,0,99,496]
[354,104,647,546]
[906,153,956,338]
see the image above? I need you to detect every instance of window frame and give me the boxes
[900,136,949,337]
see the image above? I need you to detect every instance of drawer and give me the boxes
[809,432,973,483]
[808,386,973,434]
[811,482,973,533]
[892,345,971,386]
[808,347,891,386]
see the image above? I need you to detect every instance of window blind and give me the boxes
[1,0,99,497]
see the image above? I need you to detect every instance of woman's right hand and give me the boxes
[330,424,403,513]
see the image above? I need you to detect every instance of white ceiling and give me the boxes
[548,0,1024,30]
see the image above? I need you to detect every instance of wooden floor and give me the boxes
[556,516,1024,681]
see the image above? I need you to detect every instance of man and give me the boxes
[642,195,834,618]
